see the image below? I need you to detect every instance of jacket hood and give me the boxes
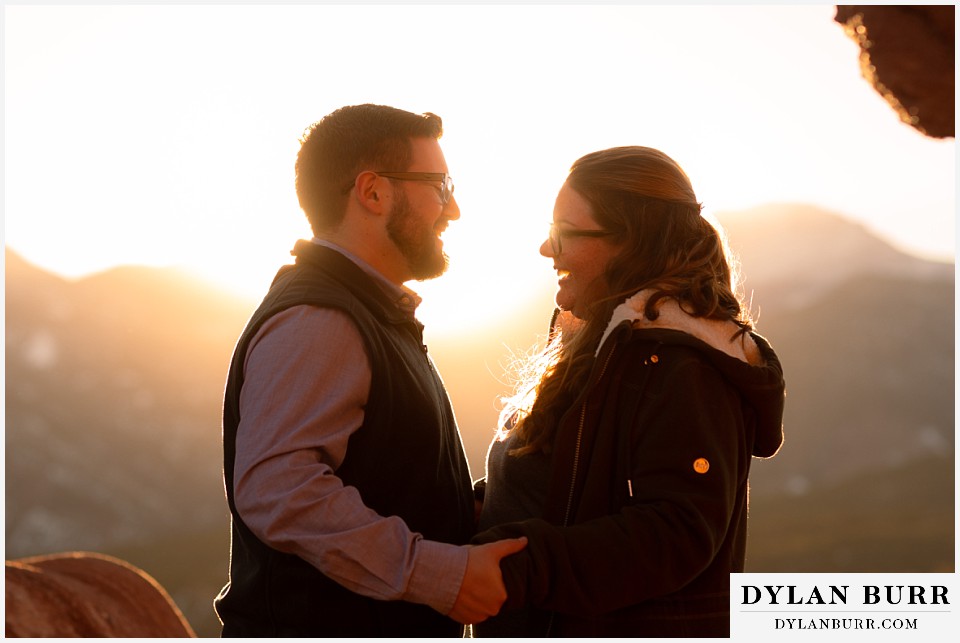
[599,290,785,458]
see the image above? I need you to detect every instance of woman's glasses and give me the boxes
[548,223,613,255]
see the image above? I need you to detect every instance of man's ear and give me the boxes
[354,171,388,214]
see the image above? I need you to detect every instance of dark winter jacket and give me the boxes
[473,290,785,637]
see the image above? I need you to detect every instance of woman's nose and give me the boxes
[539,238,554,258]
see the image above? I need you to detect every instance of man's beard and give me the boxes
[386,190,449,281]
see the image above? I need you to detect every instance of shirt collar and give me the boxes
[311,238,421,318]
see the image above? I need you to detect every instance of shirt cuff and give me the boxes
[405,538,469,615]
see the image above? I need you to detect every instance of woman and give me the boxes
[473,146,785,637]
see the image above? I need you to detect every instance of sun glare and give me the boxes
[4,3,954,341]
[406,172,562,335]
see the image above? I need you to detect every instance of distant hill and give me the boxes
[5,253,251,635]
[6,255,253,537]
[717,203,953,312]
[4,203,954,635]
[710,205,954,497]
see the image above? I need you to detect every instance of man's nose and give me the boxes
[444,194,461,221]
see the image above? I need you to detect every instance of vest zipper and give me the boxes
[403,321,432,364]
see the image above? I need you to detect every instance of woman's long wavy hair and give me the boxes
[503,146,752,455]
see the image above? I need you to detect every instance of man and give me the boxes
[214,104,526,636]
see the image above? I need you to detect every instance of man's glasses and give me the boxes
[548,223,614,255]
[343,172,455,205]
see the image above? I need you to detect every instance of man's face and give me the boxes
[385,137,460,281]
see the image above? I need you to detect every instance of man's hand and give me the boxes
[447,537,528,625]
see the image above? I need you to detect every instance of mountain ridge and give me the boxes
[715,203,953,312]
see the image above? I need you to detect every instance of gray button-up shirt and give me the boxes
[233,239,467,615]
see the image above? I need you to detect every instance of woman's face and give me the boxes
[540,181,619,319]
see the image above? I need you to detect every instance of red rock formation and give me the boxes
[835,5,955,138]
[5,552,196,638]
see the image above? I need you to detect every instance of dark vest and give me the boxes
[215,241,475,637]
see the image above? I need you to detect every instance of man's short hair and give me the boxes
[295,104,444,234]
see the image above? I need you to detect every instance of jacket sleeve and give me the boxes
[473,350,747,616]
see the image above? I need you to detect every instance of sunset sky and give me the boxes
[4,3,955,332]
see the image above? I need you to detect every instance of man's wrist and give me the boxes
[405,539,469,615]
